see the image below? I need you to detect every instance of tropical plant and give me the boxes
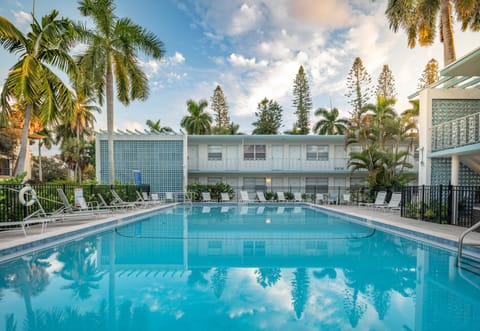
[292,65,312,134]
[211,85,230,131]
[180,99,212,134]
[146,119,173,133]
[0,10,76,176]
[35,128,54,182]
[252,98,283,134]
[418,58,440,89]
[77,0,165,184]
[313,106,348,135]
[376,64,396,99]
[345,57,372,117]
[384,0,480,66]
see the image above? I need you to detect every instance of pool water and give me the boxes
[0,205,479,331]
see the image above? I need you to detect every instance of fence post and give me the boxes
[421,185,425,220]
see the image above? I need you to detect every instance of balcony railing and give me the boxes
[189,157,352,172]
[431,111,480,151]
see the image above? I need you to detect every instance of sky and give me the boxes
[0,0,479,135]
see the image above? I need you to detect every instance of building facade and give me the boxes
[415,47,480,186]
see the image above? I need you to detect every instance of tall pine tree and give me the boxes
[252,98,283,134]
[376,65,396,99]
[418,58,440,89]
[345,57,372,117]
[211,85,230,129]
[292,66,312,135]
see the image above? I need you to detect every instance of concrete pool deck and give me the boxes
[1,203,479,260]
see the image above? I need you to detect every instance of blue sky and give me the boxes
[0,0,479,135]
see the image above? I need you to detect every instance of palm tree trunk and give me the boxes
[38,141,43,181]
[106,59,115,184]
[440,0,456,66]
[14,103,32,177]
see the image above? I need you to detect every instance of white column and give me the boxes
[451,155,459,185]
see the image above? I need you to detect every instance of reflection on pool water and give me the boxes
[0,205,479,331]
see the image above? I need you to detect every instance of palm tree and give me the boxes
[313,106,349,135]
[180,99,212,134]
[0,10,76,176]
[35,128,54,182]
[385,0,480,66]
[146,119,173,133]
[77,0,165,184]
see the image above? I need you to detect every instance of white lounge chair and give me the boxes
[202,192,212,202]
[221,192,231,202]
[165,192,175,203]
[378,192,402,212]
[328,193,338,205]
[239,191,252,203]
[256,191,267,202]
[315,193,325,204]
[111,190,139,209]
[341,193,351,205]
[276,192,286,202]
[293,192,304,202]
[58,188,108,216]
[364,191,387,208]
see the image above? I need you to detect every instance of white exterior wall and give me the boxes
[418,88,480,185]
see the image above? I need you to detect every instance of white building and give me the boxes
[413,47,480,186]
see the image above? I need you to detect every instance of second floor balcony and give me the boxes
[431,111,480,152]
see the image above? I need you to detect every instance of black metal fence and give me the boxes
[0,183,150,223]
[400,185,480,227]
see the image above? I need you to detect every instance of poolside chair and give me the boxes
[256,191,267,202]
[136,191,160,207]
[57,188,106,216]
[328,193,338,205]
[165,192,175,203]
[111,190,139,209]
[221,192,231,202]
[377,192,402,212]
[239,191,252,203]
[293,192,304,202]
[202,192,212,202]
[98,193,131,212]
[315,193,325,204]
[341,193,351,205]
[364,191,387,208]
[276,192,286,203]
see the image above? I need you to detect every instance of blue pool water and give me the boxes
[0,205,479,331]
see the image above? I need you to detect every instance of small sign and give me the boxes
[74,188,84,207]
[133,170,142,186]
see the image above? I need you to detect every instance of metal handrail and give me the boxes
[457,221,480,267]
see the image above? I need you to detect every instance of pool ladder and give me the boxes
[457,221,480,269]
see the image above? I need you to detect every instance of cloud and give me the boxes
[288,0,352,28]
[12,10,31,24]
[140,52,186,78]
[230,3,262,35]
[228,53,268,67]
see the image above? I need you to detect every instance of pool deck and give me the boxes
[1,203,479,260]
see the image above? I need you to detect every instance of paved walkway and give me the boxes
[1,203,479,259]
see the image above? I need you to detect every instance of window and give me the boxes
[244,144,266,160]
[305,177,328,193]
[208,145,222,160]
[207,177,222,184]
[244,177,266,192]
[307,145,329,161]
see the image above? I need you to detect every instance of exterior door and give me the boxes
[272,145,284,170]
[288,145,301,170]
[226,145,238,170]
[188,145,198,170]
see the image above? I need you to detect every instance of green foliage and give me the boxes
[187,182,234,202]
[31,156,68,182]
[181,99,212,134]
[345,57,372,117]
[211,85,230,129]
[0,172,26,184]
[292,66,312,134]
[376,65,396,99]
[146,119,173,133]
[313,106,348,135]
[418,58,440,89]
[252,98,283,134]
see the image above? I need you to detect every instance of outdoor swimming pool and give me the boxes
[0,204,479,331]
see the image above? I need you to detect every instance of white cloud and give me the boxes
[230,3,262,35]
[228,53,268,67]
[12,10,31,24]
